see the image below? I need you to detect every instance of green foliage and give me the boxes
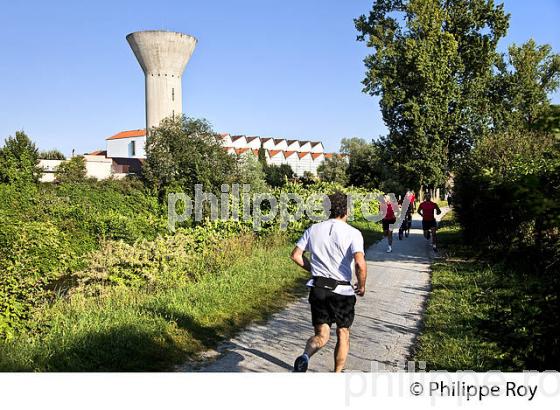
[317,155,349,185]
[356,0,553,192]
[0,220,73,338]
[493,41,560,130]
[0,180,166,337]
[263,163,294,187]
[234,153,268,193]
[0,239,307,371]
[414,214,559,370]
[453,130,560,274]
[54,156,87,184]
[531,104,560,136]
[143,116,236,197]
[0,131,41,184]
[39,149,66,160]
[340,138,383,188]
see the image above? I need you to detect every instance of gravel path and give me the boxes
[178,209,448,372]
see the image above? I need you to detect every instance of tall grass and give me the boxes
[413,212,559,370]
[0,239,307,371]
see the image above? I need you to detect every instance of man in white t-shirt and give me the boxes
[290,192,368,372]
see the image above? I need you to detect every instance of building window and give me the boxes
[130,140,136,157]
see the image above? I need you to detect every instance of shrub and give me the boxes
[453,130,560,274]
[0,221,73,338]
[39,149,66,160]
[0,131,41,184]
[55,156,87,184]
[143,116,236,197]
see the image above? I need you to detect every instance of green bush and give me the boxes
[54,156,87,184]
[0,180,167,337]
[0,220,73,338]
[453,130,559,274]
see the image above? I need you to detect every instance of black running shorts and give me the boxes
[422,220,437,231]
[382,218,397,231]
[308,287,356,328]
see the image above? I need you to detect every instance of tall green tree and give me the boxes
[356,0,510,191]
[143,116,236,197]
[492,40,560,130]
[0,131,41,184]
[317,155,349,185]
[339,137,382,188]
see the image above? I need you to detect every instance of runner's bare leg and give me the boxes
[304,324,330,358]
[334,327,350,372]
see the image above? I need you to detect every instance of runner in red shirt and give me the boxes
[418,192,442,252]
[381,195,396,253]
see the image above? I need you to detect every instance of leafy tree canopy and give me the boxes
[143,116,236,197]
[54,156,87,184]
[0,131,41,184]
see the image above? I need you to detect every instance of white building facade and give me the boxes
[41,129,345,181]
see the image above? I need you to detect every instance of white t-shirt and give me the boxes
[296,219,365,296]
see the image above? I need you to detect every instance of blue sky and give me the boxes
[0,0,558,155]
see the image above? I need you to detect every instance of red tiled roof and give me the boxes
[298,152,310,159]
[86,150,107,156]
[310,141,322,147]
[246,136,260,143]
[106,129,146,140]
[324,153,333,159]
[311,153,323,160]
[231,135,246,142]
[268,150,282,157]
[286,139,299,145]
[234,148,250,155]
[284,150,297,158]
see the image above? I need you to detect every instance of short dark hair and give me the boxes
[328,192,348,219]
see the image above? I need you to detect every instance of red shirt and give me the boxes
[383,202,395,220]
[418,201,438,221]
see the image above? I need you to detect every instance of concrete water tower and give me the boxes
[126,30,197,134]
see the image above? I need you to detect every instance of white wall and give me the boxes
[39,159,64,182]
[107,136,147,159]
[84,155,113,180]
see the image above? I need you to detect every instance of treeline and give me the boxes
[315,0,560,198]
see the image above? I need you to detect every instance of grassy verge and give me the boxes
[413,211,559,370]
[0,238,307,371]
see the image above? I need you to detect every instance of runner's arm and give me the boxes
[435,203,442,215]
[290,246,311,272]
[354,252,367,297]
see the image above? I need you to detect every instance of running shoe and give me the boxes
[293,355,309,372]
[386,245,392,253]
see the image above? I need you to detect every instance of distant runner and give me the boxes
[418,192,442,252]
[398,190,415,240]
[381,195,396,253]
[290,192,368,373]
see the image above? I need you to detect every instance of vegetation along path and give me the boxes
[178,208,449,372]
